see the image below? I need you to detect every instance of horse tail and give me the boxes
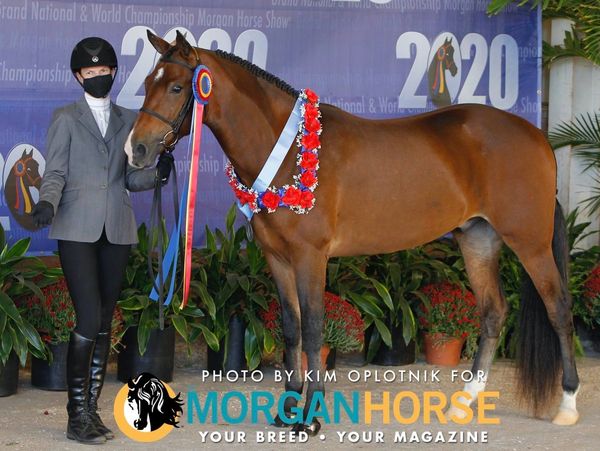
[516,199,566,415]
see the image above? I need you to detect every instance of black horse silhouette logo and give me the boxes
[428,37,458,107]
[127,373,183,431]
[4,148,42,231]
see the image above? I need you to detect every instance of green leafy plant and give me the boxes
[0,224,55,366]
[193,204,276,370]
[328,241,463,362]
[116,222,207,356]
[487,1,600,66]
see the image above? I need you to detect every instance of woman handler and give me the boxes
[31,37,172,444]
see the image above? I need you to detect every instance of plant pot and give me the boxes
[300,345,335,373]
[207,315,247,374]
[575,318,600,355]
[117,325,175,383]
[424,333,465,367]
[31,341,68,391]
[373,322,416,366]
[365,322,416,366]
[0,352,19,397]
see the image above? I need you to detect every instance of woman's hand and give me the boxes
[31,201,54,228]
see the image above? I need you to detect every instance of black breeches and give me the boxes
[58,229,130,339]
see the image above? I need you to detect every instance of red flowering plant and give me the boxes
[21,277,76,344]
[417,281,480,358]
[260,292,365,354]
[578,264,600,330]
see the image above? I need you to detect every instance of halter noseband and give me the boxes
[139,55,199,151]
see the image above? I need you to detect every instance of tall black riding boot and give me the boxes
[66,331,106,444]
[88,331,115,439]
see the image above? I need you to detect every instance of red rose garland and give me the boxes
[225,88,322,215]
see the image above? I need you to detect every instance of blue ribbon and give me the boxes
[236,95,304,220]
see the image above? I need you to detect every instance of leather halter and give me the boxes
[139,55,199,151]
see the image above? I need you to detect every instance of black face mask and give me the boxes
[82,74,114,98]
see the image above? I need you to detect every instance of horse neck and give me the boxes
[6,169,33,213]
[199,51,297,187]
[428,55,446,95]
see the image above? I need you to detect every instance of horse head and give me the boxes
[14,148,42,190]
[126,372,182,431]
[438,37,457,76]
[126,30,200,169]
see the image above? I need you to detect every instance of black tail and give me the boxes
[516,200,567,415]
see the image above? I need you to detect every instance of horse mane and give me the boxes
[214,49,299,98]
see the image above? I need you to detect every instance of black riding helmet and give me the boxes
[70,37,117,73]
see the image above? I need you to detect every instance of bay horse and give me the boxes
[4,148,42,231]
[126,31,580,433]
[428,37,457,107]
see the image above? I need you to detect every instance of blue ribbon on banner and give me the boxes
[236,95,304,220]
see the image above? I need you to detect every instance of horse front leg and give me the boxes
[264,253,304,427]
[290,250,327,436]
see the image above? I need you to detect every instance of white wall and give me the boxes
[547,19,600,248]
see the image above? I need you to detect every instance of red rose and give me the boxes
[261,191,281,211]
[282,186,302,206]
[299,190,315,209]
[300,171,317,188]
[304,103,319,122]
[304,89,319,104]
[304,117,321,133]
[300,152,319,171]
[301,132,320,150]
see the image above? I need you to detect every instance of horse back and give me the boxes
[313,103,556,256]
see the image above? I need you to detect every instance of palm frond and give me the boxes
[548,112,600,169]
[542,29,588,65]
[576,171,600,215]
[579,4,600,66]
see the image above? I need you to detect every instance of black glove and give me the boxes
[31,200,54,228]
[156,152,174,185]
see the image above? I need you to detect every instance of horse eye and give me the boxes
[171,85,182,94]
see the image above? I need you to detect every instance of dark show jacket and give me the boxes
[39,96,156,244]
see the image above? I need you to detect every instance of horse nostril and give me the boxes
[134,143,147,158]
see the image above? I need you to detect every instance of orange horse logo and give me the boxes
[3,145,43,231]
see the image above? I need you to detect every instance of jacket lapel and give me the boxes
[75,97,105,144]
[104,103,125,144]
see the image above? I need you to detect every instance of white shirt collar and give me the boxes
[84,92,111,111]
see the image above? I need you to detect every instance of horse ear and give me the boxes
[128,379,135,389]
[21,149,27,158]
[147,30,171,55]
[175,30,191,57]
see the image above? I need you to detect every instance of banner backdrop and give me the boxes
[0,0,541,254]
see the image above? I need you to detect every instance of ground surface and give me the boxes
[1,346,599,451]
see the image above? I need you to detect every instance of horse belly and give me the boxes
[329,163,468,256]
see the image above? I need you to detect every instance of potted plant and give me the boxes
[20,277,74,390]
[115,222,207,382]
[418,281,480,366]
[260,292,364,371]
[576,264,600,352]
[194,205,276,373]
[0,224,53,396]
[332,241,462,365]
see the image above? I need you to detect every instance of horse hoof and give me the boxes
[291,419,321,437]
[446,405,468,421]
[271,414,293,428]
[552,409,579,426]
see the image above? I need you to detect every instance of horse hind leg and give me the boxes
[504,203,579,425]
[446,219,507,420]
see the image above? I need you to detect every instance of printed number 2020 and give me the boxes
[397,32,519,110]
